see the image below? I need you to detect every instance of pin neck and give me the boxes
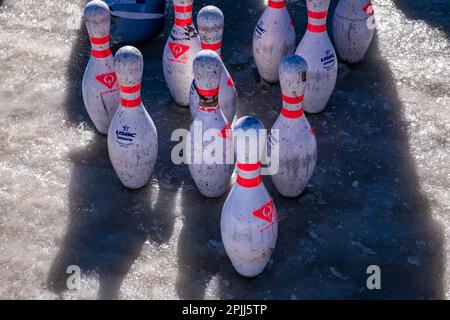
[237,162,262,188]
[281,94,305,119]
[197,85,219,112]
[201,42,222,56]
[90,35,111,59]
[268,0,286,9]
[174,4,193,26]
[119,83,142,108]
[307,10,328,34]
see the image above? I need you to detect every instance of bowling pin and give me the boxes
[108,46,158,189]
[163,0,201,106]
[296,0,337,113]
[253,0,296,83]
[332,0,375,63]
[270,55,317,197]
[82,0,120,135]
[189,5,237,123]
[221,116,278,277]
[187,50,234,198]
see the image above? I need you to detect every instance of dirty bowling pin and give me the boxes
[108,46,158,189]
[253,0,296,83]
[270,55,317,197]
[295,0,337,113]
[187,50,234,198]
[221,116,278,277]
[82,0,120,134]
[163,0,201,106]
[189,5,237,123]
[332,0,375,63]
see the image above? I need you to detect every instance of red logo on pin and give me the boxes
[227,76,235,87]
[96,72,117,90]
[310,128,315,136]
[363,1,374,15]
[218,123,232,140]
[168,42,190,59]
[252,200,275,223]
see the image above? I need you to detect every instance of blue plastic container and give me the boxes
[103,0,165,44]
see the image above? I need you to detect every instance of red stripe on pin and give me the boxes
[199,107,216,112]
[201,42,222,51]
[119,84,141,94]
[282,94,304,104]
[307,23,327,33]
[237,162,261,171]
[121,97,142,108]
[91,48,111,58]
[268,0,286,9]
[90,35,110,45]
[237,175,262,188]
[174,17,193,27]
[197,86,219,97]
[281,107,304,119]
[174,4,193,13]
[307,10,327,19]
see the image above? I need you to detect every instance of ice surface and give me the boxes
[0,0,449,299]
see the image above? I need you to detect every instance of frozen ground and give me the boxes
[0,0,449,299]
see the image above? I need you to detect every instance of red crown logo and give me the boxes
[96,72,117,90]
[252,200,275,223]
[168,42,190,59]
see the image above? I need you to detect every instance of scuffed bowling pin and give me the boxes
[163,0,201,106]
[108,46,158,189]
[332,0,375,63]
[296,0,337,113]
[187,50,234,198]
[253,0,296,83]
[189,5,237,123]
[82,0,120,135]
[221,116,278,277]
[270,55,317,197]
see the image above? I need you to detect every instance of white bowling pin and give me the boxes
[253,0,296,83]
[221,116,278,277]
[163,0,201,106]
[189,5,237,123]
[332,0,375,63]
[187,50,234,198]
[108,46,158,189]
[295,0,337,113]
[270,55,317,197]
[82,0,120,135]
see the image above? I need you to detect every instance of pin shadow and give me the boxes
[392,0,450,39]
[62,9,91,127]
[47,2,177,299]
[175,0,445,299]
[48,0,446,299]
